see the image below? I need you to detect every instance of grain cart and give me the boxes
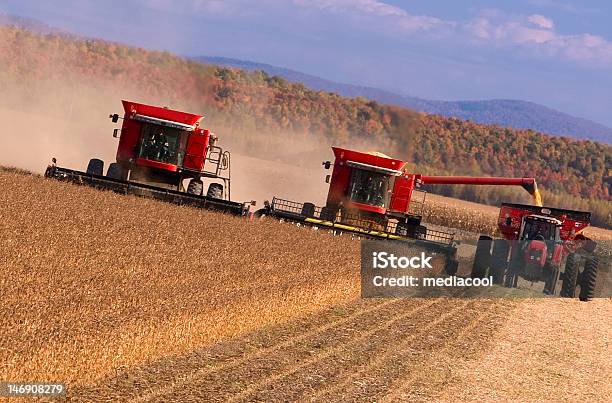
[259,147,544,274]
[45,100,251,215]
[471,203,598,301]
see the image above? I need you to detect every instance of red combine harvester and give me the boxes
[471,203,599,301]
[45,100,251,215]
[260,147,544,272]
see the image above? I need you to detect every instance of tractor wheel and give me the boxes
[301,202,316,218]
[560,253,578,298]
[187,179,203,196]
[543,265,560,295]
[106,163,125,180]
[490,239,509,285]
[471,235,492,279]
[206,183,224,199]
[86,158,104,176]
[579,257,599,302]
[444,259,459,276]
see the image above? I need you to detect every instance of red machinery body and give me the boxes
[116,100,211,173]
[498,203,591,242]
[325,147,541,223]
[469,201,597,298]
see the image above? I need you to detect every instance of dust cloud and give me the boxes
[0,77,388,206]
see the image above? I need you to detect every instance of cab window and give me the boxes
[348,169,389,207]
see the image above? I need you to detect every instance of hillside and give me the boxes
[0,26,610,228]
[196,56,612,144]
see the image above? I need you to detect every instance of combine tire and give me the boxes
[86,158,104,176]
[560,253,578,298]
[579,257,598,302]
[207,183,223,199]
[471,235,492,279]
[301,202,316,218]
[187,179,204,196]
[106,163,125,180]
[320,206,335,221]
[395,223,408,237]
[490,239,509,285]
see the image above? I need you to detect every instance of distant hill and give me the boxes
[195,56,612,144]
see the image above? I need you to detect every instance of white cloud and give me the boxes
[136,0,612,68]
[464,11,612,66]
[527,14,554,29]
[294,0,447,32]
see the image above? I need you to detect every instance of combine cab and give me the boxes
[45,100,251,215]
[471,203,599,301]
[259,147,545,274]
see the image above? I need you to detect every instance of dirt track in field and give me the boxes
[68,296,612,402]
[70,297,513,402]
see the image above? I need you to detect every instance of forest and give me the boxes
[1,26,610,227]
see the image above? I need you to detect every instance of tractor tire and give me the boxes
[187,178,203,196]
[471,235,492,279]
[206,183,224,199]
[320,206,336,221]
[444,259,459,276]
[560,253,578,298]
[86,158,104,176]
[490,239,509,285]
[106,163,125,180]
[301,202,316,218]
[579,256,599,302]
[543,265,560,295]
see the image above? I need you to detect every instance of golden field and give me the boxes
[1,167,610,401]
[0,168,362,386]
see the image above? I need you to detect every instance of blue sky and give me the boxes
[2,0,612,128]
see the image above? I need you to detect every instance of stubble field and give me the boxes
[1,167,610,401]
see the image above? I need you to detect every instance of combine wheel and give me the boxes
[320,206,336,221]
[86,158,104,176]
[106,163,125,180]
[187,178,204,196]
[301,202,316,218]
[490,239,509,285]
[471,235,492,279]
[560,253,578,298]
[579,257,598,302]
[207,183,224,199]
[395,223,408,237]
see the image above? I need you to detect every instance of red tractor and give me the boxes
[46,100,249,214]
[471,203,599,300]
